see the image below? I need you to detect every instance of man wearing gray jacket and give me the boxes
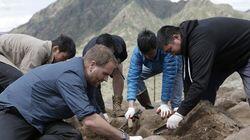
[0,33,76,92]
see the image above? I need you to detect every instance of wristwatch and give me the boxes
[121,132,129,140]
[119,129,129,140]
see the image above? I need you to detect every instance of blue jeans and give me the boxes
[137,65,183,108]
[239,58,250,104]
[202,58,250,105]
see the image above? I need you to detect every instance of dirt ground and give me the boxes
[65,73,250,140]
[67,100,248,140]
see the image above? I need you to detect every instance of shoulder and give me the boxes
[112,35,126,51]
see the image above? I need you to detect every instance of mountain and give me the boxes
[10,0,250,101]
[0,32,7,35]
[11,0,130,47]
[11,0,250,48]
[166,0,250,25]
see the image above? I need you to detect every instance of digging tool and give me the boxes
[153,111,175,135]
[119,109,142,130]
[153,124,168,135]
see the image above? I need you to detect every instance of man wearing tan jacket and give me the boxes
[0,33,76,92]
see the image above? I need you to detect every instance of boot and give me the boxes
[136,89,154,109]
[112,95,125,117]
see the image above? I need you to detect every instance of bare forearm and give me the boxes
[113,64,124,96]
[82,113,124,139]
[113,76,124,96]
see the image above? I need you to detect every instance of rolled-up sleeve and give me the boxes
[56,71,97,120]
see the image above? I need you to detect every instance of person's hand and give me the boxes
[103,113,111,123]
[129,136,143,140]
[125,107,135,119]
[166,112,183,129]
[156,103,171,118]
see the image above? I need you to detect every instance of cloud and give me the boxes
[0,0,56,32]
[0,16,31,32]
[170,0,250,11]
[210,0,250,11]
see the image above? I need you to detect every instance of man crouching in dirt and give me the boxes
[0,45,142,140]
[82,33,127,119]
[125,29,183,119]
[157,17,250,129]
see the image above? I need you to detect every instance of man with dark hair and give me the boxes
[157,17,250,129]
[0,45,142,140]
[82,33,127,118]
[125,29,183,119]
[0,33,76,92]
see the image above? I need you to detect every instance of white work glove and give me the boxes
[103,113,111,123]
[156,103,171,118]
[173,107,178,112]
[129,136,143,140]
[125,107,135,119]
[166,112,183,129]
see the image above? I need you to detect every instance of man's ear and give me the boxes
[173,34,181,40]
[89,60,96,72]
[52,45,59,53]
[90,60,96,66]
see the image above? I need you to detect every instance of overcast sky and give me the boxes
[0,0,249,32]
[0,0,56,32]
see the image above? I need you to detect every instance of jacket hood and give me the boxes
[179,20,198,56]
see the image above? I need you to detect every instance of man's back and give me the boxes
[0,34,52,73]
[183,17,250,70]
[82,35,127,63]
[0,57,97,133]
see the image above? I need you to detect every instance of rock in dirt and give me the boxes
[228,101,250,127]
[171,101,241,140]
[225,126,250,140]
[143,135,166,140]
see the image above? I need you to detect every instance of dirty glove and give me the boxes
[156,103,171,118]
[129,136,143,140]
[103,113,111,123]
[166,112,183,129]
[125,107,135,119]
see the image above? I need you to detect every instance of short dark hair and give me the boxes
[52,34,76,58]
[157,25,180,49]
[137,29,156,54]
[96,33,116,52]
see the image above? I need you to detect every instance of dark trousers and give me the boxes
[0,108,82,140]
[201,69,233,104]
[0,62,23,93]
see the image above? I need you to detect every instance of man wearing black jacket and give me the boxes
[157,17,250,129]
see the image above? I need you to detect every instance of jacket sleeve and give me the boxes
[19,46,49,73]
[161,53,179,102]
[56,71,97,120]
[178,40,216,116]
[127,47,143,101]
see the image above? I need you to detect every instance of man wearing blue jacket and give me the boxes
[125,30,183,119]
